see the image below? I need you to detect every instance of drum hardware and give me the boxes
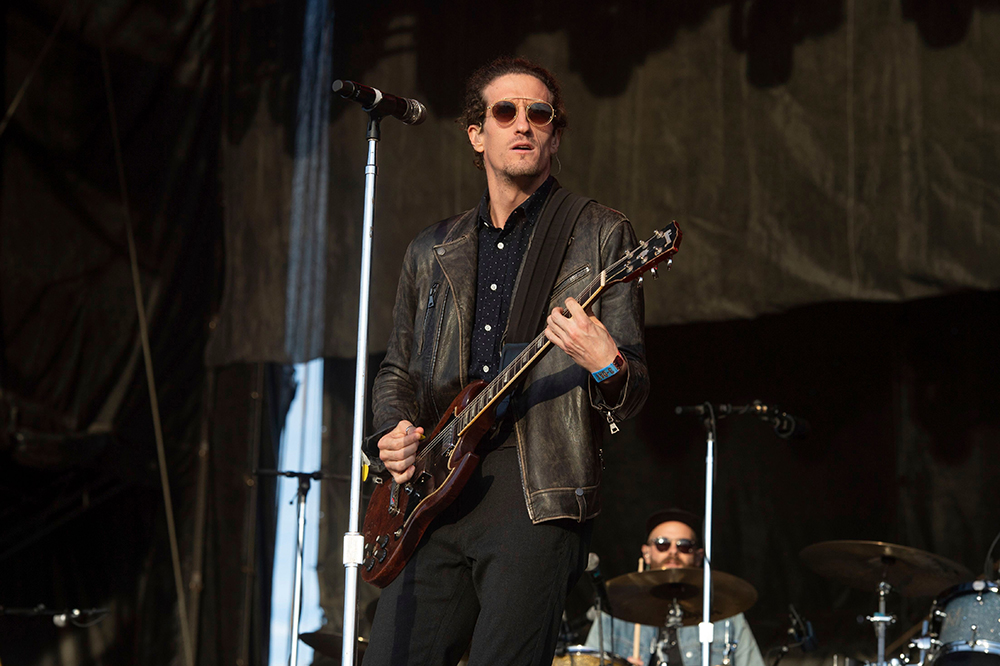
[801,541,973,666]
[722,618,738,666]
[864,580,899,666]
[552,645,629,665]
[605,567,758,629]
[772,604,818,666]
[924,580,1000,666]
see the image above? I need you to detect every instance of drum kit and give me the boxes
[295,537,995,666]
[800,540,997,666]
[553,539,996,666]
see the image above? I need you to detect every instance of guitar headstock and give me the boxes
[606,221,682,284]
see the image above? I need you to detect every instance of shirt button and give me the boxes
[490,283,497,291]
[485,324,492,331]
[497,242,504,249]
[483,365,490,373]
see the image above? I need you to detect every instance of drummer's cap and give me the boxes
[645,508,703,542]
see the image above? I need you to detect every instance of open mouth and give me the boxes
[511,143,534,151]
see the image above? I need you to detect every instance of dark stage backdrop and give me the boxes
[4,0,1000,665]
[1,1,292,664]
[209,0,1000,364]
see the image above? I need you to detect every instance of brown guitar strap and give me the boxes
[505,185,594,344]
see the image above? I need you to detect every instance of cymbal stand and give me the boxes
[654,600,686,666]
[865,579,896,666]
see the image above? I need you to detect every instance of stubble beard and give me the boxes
[497,153,549,184]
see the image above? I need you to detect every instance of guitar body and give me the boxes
[361,380,494,587]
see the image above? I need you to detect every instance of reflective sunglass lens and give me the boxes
[527,102,553,126]
[491,101,518,124]
[653,538,695,553]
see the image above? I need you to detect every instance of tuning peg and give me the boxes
[649,267,659,280]
[666,258,673,270]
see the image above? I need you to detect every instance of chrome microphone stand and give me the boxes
[698,404,718,666]
[256,468,324,666]
[340,110,382,666]
[676,399,807,666]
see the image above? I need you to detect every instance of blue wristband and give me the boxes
[591,352,625,383]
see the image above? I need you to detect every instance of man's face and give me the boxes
[467,73,561,184]
[641,521,701,570]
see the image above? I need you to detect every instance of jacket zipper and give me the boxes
[418,282,440,356]
[424,286,448,417]
[550,265,590,303]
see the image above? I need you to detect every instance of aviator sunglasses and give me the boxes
[485,97,556,128]
[648,537,696,554]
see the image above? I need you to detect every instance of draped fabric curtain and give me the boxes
[207,0,1000,364]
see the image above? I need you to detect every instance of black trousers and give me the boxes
[364,446,591,666]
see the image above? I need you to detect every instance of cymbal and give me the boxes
[800,540,972,598]
[605,567,758,627]
[299,632,368,662]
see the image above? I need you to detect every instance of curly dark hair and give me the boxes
[460,56,568,170]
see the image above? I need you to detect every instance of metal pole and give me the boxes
[289,477,310,666]
[700,407,716,666]
[877,583,888,666]
[341,113,382,666]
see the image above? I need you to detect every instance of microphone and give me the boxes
[586,552,613,613]
[332,80,427,125]
[752,401,810,439]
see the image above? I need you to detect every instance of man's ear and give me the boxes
[695,548,705,567]
[468,123,484,154]
[640,544,652,567]
[550,127,562,154]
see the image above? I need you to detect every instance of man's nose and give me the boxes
[514,104,532,132]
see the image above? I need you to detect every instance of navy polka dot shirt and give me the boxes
[468,177,555,385]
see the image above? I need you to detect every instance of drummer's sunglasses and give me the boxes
[650,537,696,554]
[485,98,556,128]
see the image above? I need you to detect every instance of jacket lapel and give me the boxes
[433,209,478,386]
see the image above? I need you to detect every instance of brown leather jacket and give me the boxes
[365,191,649,524]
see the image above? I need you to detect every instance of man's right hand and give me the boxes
[378,420,423,484]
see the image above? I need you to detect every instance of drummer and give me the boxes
[585,508,766,666]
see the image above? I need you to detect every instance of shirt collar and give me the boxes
[477,176,556,230]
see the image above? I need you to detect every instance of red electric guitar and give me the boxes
[361,221,682,587]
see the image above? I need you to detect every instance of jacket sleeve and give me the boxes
[587,215,650,422]
[363,241,421,470]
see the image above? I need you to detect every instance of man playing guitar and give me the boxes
[362,56,650,666]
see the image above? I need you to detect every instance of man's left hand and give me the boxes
[544,297,619,373]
